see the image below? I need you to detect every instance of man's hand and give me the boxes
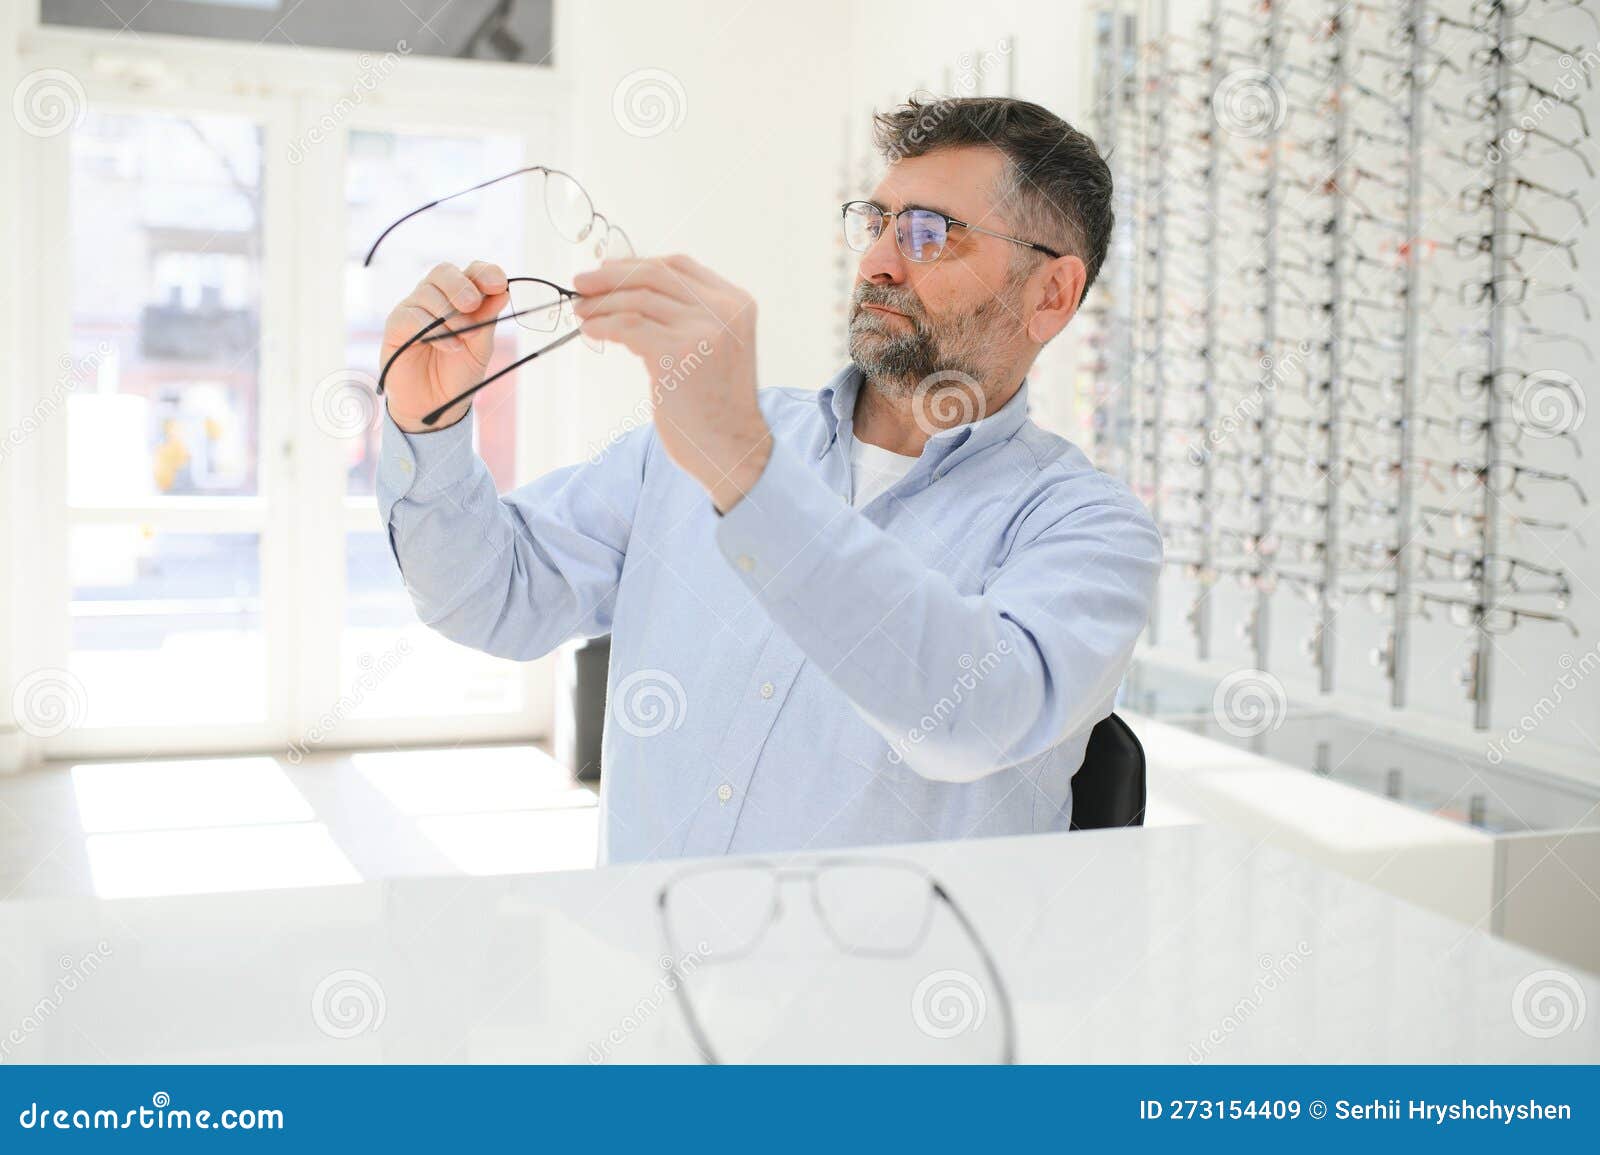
[573,255,771,513]
[379,261,509,434]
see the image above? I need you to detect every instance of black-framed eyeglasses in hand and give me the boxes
[656,856,1016,1064]
[364,164,633,428]
[377,276,594,428]
[363,164,635,267]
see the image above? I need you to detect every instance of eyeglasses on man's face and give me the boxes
[841,199,1063,264]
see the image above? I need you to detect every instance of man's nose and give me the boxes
[856,221,908,284]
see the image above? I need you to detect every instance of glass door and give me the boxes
[293,102,564,752]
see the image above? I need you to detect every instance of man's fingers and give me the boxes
[387,283,471,353]
[463,260,509,295]
[572,286,690,326]
[572,258,676,298]
[426,262,484,313]
[573,255,716,303]
[578,312,675,355]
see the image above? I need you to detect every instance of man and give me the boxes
[376,96,1162,864]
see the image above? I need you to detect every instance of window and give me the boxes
[21,38,561,756]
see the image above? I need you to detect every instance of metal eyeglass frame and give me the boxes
[362,164,633,267]
[656,855,1016,1065]
[841,199,1063,263]
[376,275,586,427]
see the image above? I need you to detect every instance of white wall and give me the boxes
[557,0,854,462]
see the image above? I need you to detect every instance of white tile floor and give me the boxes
[0,742,599,903]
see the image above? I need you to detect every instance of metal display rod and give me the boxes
[1144,1,1170,644]
[1319,4,1349,694]
[1195,0,1223,662]
[1252,1,1285,673]
[1390,0,1427,709]
[1475,4,1513,731]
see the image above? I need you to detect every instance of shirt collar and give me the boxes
[816,363,1032,470]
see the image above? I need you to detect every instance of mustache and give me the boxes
[851,284,928,329]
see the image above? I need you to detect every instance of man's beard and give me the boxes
[847,281,1014,400]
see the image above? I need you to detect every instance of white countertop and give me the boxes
[2,824,1595,1063]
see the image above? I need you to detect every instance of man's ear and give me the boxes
[1026,255,1087,345]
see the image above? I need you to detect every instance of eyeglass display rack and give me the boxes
[1087,0,1594,732]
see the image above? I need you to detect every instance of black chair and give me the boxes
[1069,712,1146,830]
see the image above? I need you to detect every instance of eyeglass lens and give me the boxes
[842,203,949,262]
[663,862,936,963]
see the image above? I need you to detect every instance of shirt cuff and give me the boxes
[376,402,479,513]
[713,436,850,601]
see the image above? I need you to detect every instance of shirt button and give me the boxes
[399,459,414,473]
[716,783,733,803]
[759,681,774,699]
[735,555,756,573]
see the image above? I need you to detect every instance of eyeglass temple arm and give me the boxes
[362,164,554,266]
[377,314,452,396]
[375,274,577,398]
[419,327,585,427]
[412,278,578,344]
[933,881,1017,1065]
[957,219,1063,259]
[657,891,723,1065]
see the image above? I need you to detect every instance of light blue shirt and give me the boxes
[376,363,1163,864]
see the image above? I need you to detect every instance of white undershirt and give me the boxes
[849,436,918,509]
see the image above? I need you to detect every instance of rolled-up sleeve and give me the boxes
[713,438,1162,782]
[375,403,652,661]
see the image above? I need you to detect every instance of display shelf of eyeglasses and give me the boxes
[1121,659,1600,835]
